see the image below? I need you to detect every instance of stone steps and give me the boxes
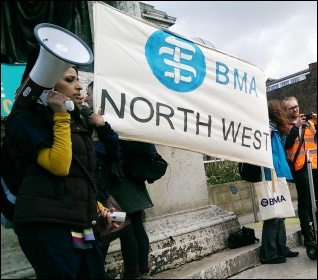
[149,225,302,279]
[1,202,302,279]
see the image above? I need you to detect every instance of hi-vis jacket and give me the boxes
[285,119,317,171]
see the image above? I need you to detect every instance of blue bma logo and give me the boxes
[145,30,206,93]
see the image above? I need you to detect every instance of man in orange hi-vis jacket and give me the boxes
[282,96,317,247]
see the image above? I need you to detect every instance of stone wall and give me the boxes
[208,180,298,216]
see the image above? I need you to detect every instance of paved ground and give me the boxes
[230,200,317,279]
[229,244,316,279]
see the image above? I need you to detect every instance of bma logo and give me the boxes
[145,30,206,93]
[260,195,287,207]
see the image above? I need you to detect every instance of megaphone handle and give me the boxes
[65,101,74,111]
[52,88,74,111]
[38,90,74,111]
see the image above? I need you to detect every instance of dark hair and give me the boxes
[88,81,93,89]
[72,65,78,72]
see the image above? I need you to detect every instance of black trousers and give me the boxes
[103,211,149,279]
[120,211,150,278]
[14,223,105,279]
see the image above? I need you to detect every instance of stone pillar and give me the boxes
[146,145,209,218]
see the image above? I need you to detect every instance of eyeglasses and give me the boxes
[287,105,299,111]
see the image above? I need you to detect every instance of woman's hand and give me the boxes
[311,113,317,125]
[88,108,105,127]
[100,207,120,228]
[46,90,72,113]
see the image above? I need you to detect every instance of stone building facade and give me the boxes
[139,2,176,28]
[266,62,317,113]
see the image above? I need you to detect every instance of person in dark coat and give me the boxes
[83,81,154,279]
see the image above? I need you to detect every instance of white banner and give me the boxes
[93,2,273,168]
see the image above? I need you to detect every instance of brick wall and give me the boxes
[267,62,317,113]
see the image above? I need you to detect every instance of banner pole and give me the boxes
[250,182,259,222]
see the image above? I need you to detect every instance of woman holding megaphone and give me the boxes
[5,66,116,279]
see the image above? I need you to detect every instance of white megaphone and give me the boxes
[13,23,94,111]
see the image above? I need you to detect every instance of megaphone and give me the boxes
[13,23,94,111]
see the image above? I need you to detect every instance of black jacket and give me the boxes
[7,109,99,228]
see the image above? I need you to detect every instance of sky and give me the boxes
[141,1,317,80]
